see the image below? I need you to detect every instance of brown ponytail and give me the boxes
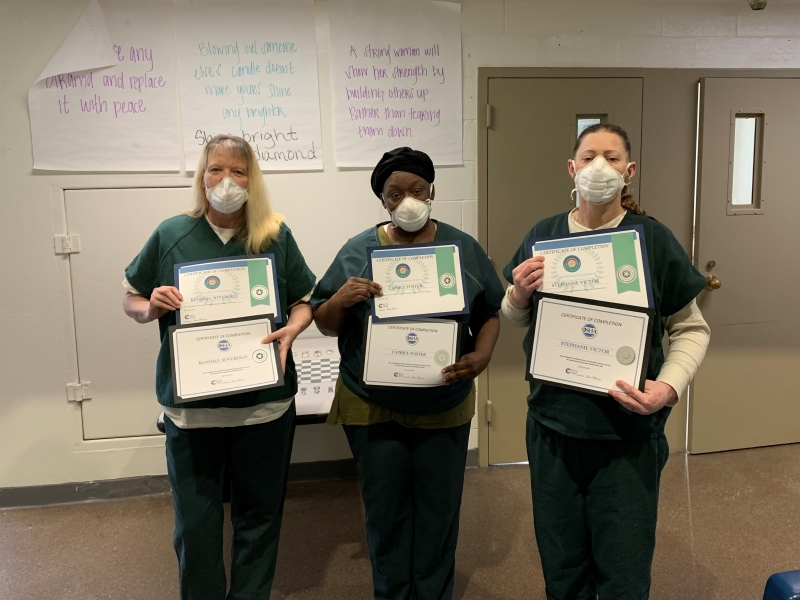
[574,123,646,216]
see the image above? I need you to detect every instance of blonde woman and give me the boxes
[122,135,315,600]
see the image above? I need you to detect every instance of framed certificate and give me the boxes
[528,294,654,396]
[174,254,282,324]
[529,225,654,309]
[362,316,461,389]
[168,315,284,404]
[367,241,469,321]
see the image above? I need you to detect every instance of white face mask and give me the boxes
[389,197,432,232]
[205,177,248,214]
[573,156,631,205]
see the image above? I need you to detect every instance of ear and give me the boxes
[625,162,637,183]
[567,159,577,179]
[430,183,436,201]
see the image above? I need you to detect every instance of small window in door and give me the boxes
[728,113,764,215]
[577,114,606,137]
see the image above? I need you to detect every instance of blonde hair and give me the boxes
[188,135,284,254]
[573,123,646,216]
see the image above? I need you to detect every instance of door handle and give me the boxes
[705,275,721,290]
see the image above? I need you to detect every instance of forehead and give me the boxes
[207,145,248,167]
[576,131,627,155]
[384,171,430,190]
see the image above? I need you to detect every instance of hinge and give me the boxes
[66,382,92,403]
[54,234,82,255]
[486,104,492,128]
[486,399,492,426]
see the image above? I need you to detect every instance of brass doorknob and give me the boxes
[705,275,721,290]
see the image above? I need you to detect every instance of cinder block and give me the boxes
[462,0,505,35]
[737,7,800,37]
[461,200,479,238]
[696,37,799,68]
[462,34,541,73]
[539,34,619,66]
[505,1,585,37]
[664,4,737,37]
[432,201,464,230]
[582,2,664,38]
[463,120,478,162]
[618,37,697,68]
[435,161,476,201]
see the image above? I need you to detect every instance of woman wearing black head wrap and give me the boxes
[312,148,506,600]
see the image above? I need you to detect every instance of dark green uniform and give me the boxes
[126,215,315,600]
[503,211,706,600]
[312,221,505,600]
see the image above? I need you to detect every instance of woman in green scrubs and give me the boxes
[122,135,316,600]
[312,147,505,600]
[502,124,711,600]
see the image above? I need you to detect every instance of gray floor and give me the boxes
[2,444,800,599]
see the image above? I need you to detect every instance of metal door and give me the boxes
[690,79,800,453]
[66,188,193,439]
[486,78,643,464]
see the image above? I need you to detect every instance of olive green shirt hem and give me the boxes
[326,376,476,429]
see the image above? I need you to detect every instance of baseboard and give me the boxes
[1,450,480,509]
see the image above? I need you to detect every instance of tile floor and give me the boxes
[3,444,800,599]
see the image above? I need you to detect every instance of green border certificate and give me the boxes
[368,242,469,321]
[169,315,284,404]
[362,316,461,388]
[528,294,654,396]
[175,255,282,324]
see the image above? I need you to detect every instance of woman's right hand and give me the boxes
[334,277,382,308]
[510,256,545,308]
[148,286,183,320]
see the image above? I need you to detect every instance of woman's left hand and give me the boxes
[261,325,302,373]
[608,380,678,415]
[441,351,492,385]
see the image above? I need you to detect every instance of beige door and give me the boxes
[486,78,643,464]
[689,79,800,453]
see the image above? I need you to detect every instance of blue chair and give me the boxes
[765,571,800,600]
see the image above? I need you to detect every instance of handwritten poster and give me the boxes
[28,0,180,171]
[174,0,323,172]
[328,0,462,167]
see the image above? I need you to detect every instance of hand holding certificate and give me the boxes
[530,225,653,308]
[362,316,460,388]
[169,315,284,403]
[175,255,282,324]
[528,294,653,396]
[368,242,469,321]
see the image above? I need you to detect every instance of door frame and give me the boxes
[476,67,800,466]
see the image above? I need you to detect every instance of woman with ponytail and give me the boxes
[501,124,711,599]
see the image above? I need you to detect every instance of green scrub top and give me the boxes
[311,220,505,417]
[125,215,316,410]
[325,224,476,428]
[503,211,707,441]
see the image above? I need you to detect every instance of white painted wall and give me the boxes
[2,0,799,488]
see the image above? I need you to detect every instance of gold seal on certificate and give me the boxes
[362,316,461,388]
[168,315,284,403]
[530,225,653,309]
[175,255,281,324]
[368,242,469,321]
[528,295,654,395]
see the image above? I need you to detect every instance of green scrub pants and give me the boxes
[526,414,669,600]
[165,403,296,600]
[344,420,471,600]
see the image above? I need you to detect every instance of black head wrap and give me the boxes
[370,147,435,198]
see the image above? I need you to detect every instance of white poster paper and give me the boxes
[328,0,462,167]
[28,0,180,171]
[174,0,323,172]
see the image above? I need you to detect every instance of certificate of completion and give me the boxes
[175,255,281,324]
[528,295,653,395]
[368,242,469,321]
[362,317,461,388]
[169,315,283,403]
[530,225,653,308]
